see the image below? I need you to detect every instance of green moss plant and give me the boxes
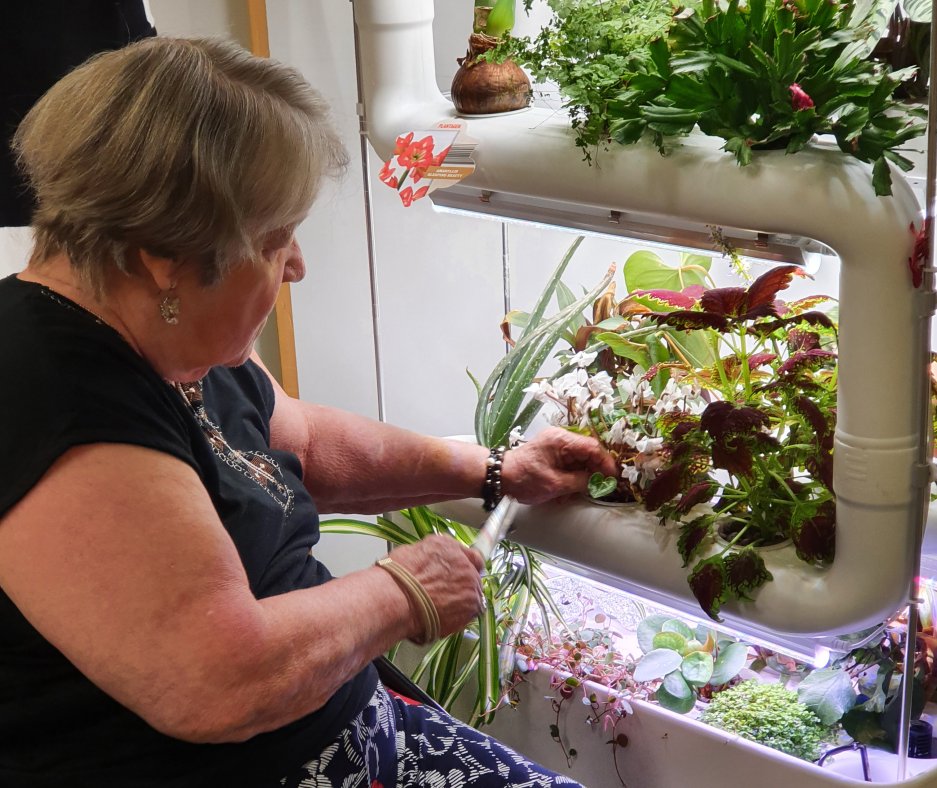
[699,679,829,760]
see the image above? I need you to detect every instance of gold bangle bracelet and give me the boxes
[375,557,440,645]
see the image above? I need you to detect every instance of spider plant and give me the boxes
[320,506,567,725]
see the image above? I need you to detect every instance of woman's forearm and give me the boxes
[298,403,489,513]
[171,563,416,742]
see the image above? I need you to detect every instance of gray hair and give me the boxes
[14,36,348,294]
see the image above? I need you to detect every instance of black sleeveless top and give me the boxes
[0,275,377,787]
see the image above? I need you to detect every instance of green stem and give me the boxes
[709,330,732,397]
[718,519,753,555]
[739,325,752,399]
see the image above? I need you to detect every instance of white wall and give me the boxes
[148,0,249,41]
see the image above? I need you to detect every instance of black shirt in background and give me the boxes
[0,275,377,787]
[0,1,156,226]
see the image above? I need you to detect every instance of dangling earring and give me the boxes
[159,286,180,325]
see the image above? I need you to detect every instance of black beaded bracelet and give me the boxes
[482,445,507,511]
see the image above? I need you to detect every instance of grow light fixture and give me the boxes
[429,184,833,270]
[540,555,888,669]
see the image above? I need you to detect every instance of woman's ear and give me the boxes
[134,247,183,291]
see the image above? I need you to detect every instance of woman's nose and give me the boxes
[283,238,305,284]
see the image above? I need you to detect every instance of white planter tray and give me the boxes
[483,666,937,788]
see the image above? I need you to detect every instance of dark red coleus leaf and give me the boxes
[750,432,782,454]
[792,395,832,440]
[711,437,755,477]
[700,265,805,321]
[688,556,728,621]
[776,349,837,377]
[643,462,690,511]
[752,311,835,337]
[699,287,748,318]
[792,501,836,563]
[806,453,834,489]
[723,547,773,601]
[721,353,777,379]
[787,328,821,352]
[675,481,716,514]
[699,401,771,441]
[678,517,713,566]
[743,265,807,315]
[650,310,730,331]
[789,311,835,329]
[747,352,778,369]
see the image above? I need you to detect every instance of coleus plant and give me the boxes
[486,246,837,619]
[518,251,714,503]
[640,264,838,619]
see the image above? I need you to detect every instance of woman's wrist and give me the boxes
[374,557,440,645]
[481,445,507,511]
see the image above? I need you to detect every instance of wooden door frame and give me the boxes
[246,0,301,398]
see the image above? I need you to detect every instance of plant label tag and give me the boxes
[379,120,478,207]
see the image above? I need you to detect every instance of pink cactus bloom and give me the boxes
[789,83,815,111]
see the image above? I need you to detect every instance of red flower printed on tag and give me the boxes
[384,132,447,205]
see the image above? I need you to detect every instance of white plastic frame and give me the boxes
[353,0,930,637]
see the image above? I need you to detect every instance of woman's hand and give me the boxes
[387,535,485,640]
[500,427,618,505]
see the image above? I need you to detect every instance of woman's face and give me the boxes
[169,228,305,380]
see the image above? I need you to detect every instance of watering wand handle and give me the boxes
[470,495,517,562]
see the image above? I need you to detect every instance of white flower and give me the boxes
[621,465,641,483]
[583,372,616,415]
[634,447,666,480]
[570,350,598,368]
[547,410,569,426]
[605,418,630,447]
[635,436,664,453]
[523,380,554,400]
[588,371,615,397]
[552,368,589,399]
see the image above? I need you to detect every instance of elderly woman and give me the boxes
[0,37,616,788]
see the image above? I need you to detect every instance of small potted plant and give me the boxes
[482,243,839,620]
[699,679,831,761]
[633,613,751,712]
[451,0,531,115]
[640,264,838,620]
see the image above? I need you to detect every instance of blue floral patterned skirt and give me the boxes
[279,681,582,787]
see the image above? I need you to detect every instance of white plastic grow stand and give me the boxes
[351,0,937,782]
[353,0,929,641]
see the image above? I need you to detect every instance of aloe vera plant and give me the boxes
[473,235,615,448]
